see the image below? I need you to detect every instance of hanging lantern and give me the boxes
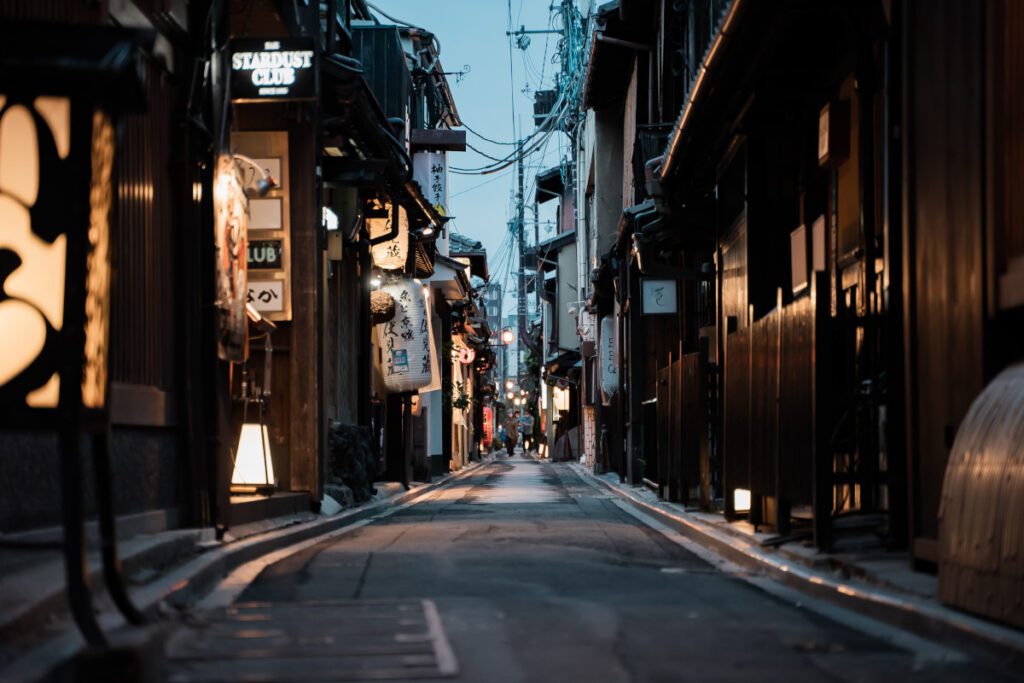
[599,315,618,401]
[368,200,408,271]
[0,96,116,420]
[457,346,475,365]
[376,278,435,393]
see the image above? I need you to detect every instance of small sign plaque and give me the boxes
[641,279,677,315]
[248,239,283,270]
[230,38,316,102]
[247,280,285,313]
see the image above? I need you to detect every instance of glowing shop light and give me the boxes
[733,488,751,513]
[232,423,275,490]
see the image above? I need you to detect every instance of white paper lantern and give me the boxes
[368,202,408,271]
[599,315,618,399]
[377,278,435,392]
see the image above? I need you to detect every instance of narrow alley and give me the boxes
[165,455,1008,682]
[3,1,1024,680]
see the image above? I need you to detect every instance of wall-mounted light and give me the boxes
[733,488,751,513]
[322,205,339,232]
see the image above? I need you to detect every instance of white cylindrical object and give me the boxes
[377,278,435,392]
[599,315,618,398]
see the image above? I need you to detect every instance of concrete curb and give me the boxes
[569,463,1024,668]
[2,458,493,682]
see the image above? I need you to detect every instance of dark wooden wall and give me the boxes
[902,0,986,556]
[111,59,178,394]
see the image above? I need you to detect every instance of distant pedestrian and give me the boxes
[503,411,520,456]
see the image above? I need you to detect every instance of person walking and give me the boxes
[503,411,520,456]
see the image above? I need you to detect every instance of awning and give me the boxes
[535,166,564,204]
[535,229,576,273]
[449,234,489,281]
[581,1,649,111]
[544,350,582,385]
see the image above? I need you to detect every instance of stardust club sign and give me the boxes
[230,38,316,102]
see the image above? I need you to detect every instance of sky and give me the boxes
[373,0,579,317]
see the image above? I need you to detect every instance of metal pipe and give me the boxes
[60,424,106,646]
[94,425,146,625]
[596,33,650,51]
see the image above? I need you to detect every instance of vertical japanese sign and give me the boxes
[413,151,447,252]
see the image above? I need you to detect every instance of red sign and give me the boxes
[482,406,494,446]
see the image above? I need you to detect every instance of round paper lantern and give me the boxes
[599,315,618,398]
[368,202,408,271]
[377,278,435,392]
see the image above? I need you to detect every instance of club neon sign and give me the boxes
[230,39,316,102]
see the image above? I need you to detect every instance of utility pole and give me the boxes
[516,136,527,384]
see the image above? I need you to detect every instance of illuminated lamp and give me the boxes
[733,488,752,513]
[506,391,515,400]
[0,26,153,645]
[505,379,514,390]
[376,277,436,392]
[367,199,408,271]
[501,328,514,344]
[231,422,275,493]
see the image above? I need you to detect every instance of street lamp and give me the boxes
[501,328,514,345]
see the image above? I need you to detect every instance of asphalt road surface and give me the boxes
[166,455,1020,682]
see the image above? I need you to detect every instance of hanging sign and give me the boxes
[247,280,284,313]
[368,201,409,271]
[641,278,677,315]
[599,315,618,401]
[482,406,494,446]
[248,239,283,269]
[230,38,316,102]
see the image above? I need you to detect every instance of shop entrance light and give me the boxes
[232,421,276,493]
[733,488,752,513]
